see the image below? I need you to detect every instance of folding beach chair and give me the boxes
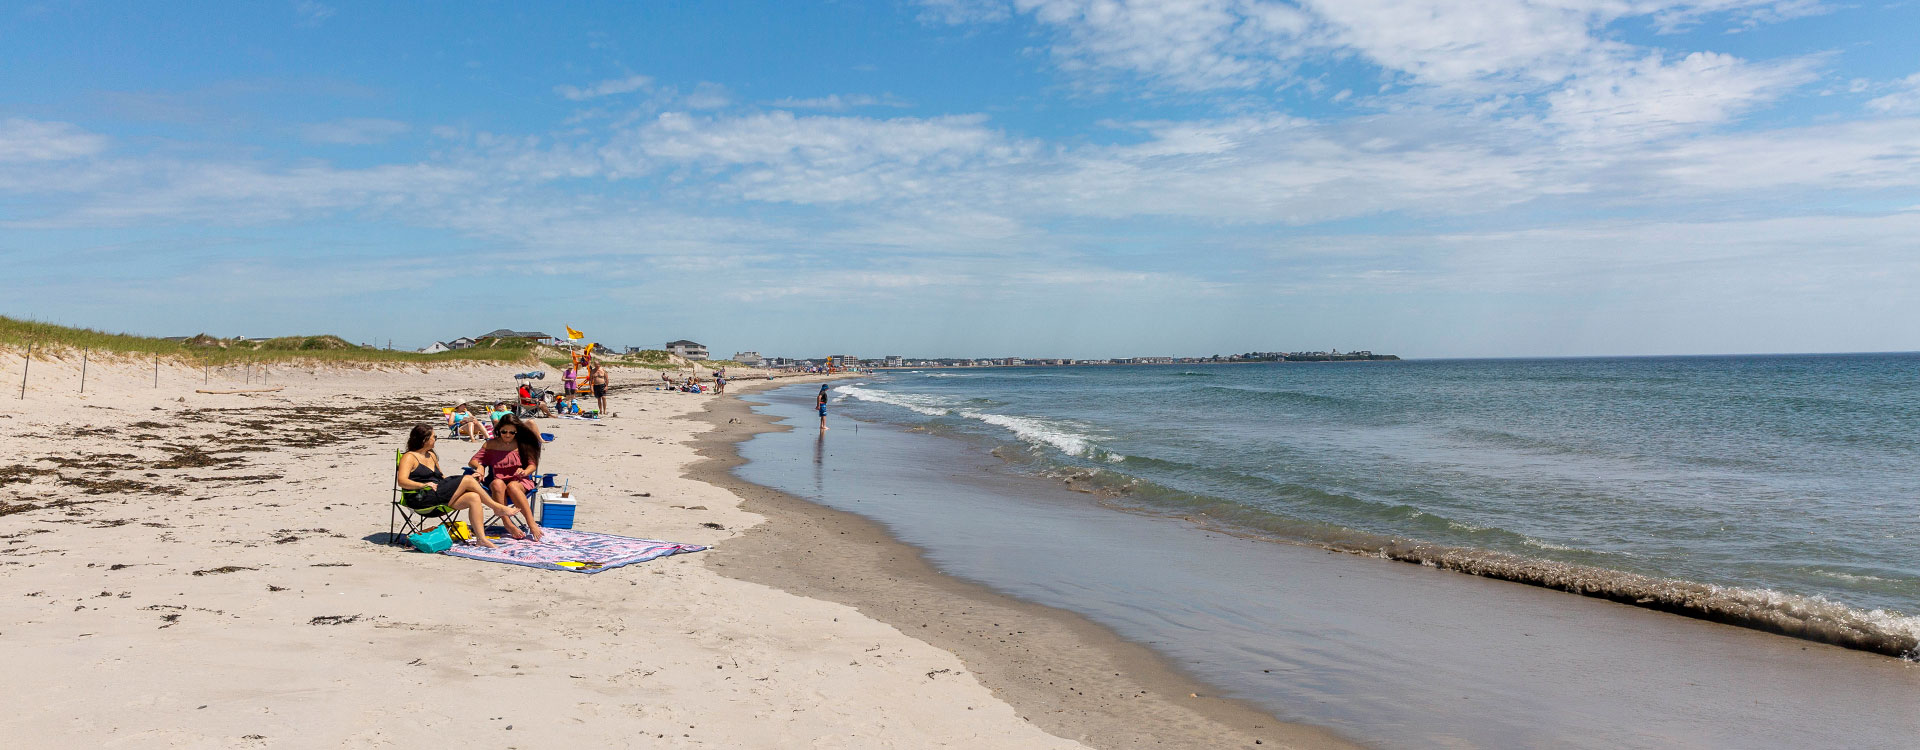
[475,472,551,539]
[445,408,490,441]
[389,450,460,547]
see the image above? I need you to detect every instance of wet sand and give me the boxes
[692,378,1360,749]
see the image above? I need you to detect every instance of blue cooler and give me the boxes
[541,494,576,529]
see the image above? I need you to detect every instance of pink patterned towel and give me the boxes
[442,527,707,573]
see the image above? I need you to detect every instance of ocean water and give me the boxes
[733,358,1920,748]
[826,356,1920,652]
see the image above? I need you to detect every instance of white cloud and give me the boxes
[683,82,732,110]
[0,118,108,162]
[1302,0,1601,89]
[917,0,1015,24]
[918,0,1827,139]
[292,0,335,27]
[1546,52,1816,144]
[767,94,912,110]
[1866,72,1920,115]
[1018,0,1315,90]
[299,117,410,145]
[599,110,1029,203]
[1643,118,1920,193]
[554,74,654,101]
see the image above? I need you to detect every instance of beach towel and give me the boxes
[443,528,706,573]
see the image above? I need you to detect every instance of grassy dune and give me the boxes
[0,316,538,366]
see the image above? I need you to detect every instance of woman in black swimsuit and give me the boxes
[397,424,521,549]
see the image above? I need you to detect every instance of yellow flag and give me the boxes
[565,325,583,340]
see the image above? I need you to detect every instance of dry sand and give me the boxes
[0,352,1342,748]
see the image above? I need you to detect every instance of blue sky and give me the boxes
[2,1,1917,358]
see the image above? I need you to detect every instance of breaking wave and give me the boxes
[832,385,1121,460]
[959,410,1120,460]
[833,385,955,417]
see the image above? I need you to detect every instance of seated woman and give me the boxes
[517,382,557,419]
[470,415,544,542]
[448,402,485,441]
[397,425,522,549]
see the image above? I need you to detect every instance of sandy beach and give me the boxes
[0,353,1344,749]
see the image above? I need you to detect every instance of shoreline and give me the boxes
[687,378,1360,749]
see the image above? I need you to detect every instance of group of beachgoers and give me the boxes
[446,400,539,440]
[396,416,546,550]
[563,362,612,414]
[393,360,617,548]
[660,367,726,394]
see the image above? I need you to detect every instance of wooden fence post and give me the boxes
[80,348,88,393]
[18,342,29,400]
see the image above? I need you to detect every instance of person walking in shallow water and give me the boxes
[817,383,830,430]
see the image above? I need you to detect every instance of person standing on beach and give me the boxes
[817,384,829,430]
[590,363,610,415]
[562,363,578,396]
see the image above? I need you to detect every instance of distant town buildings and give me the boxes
[733,351,764,366]
[827,354,859,369]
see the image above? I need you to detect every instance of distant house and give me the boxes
[732,351,763,366]
[446,337,477,350]
[478,329,556,344]
[827,354,859,369]
[883,355,903,367]
[666,340,708,360]
[418,341,451,354]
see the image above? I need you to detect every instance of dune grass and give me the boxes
[0,316,537,366]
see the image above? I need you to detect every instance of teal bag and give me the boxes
[409,525,453,553]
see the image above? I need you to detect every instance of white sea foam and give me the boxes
[961,410,1096,456]
[1522,536,1579,552]
[831,385,1116,462]
[1812,569,1894,583]
[833,385,955,417]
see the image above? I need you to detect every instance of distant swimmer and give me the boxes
[818,383,829,430]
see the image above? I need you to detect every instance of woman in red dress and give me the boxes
[470,414,543,541]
